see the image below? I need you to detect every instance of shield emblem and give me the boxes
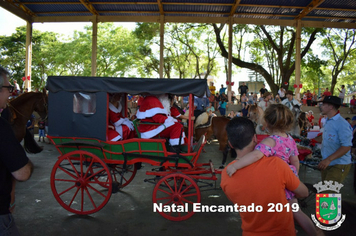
[315,193,342,225]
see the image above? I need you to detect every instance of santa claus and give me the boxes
[136,94,185,149]
[108,93,135,141]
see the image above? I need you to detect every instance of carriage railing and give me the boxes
[48,135,206,169]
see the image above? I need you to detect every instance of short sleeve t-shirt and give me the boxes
[221,156,299,236]
[260,88,268,95]
[239,85,248,95]
[209,85,216,95]
[0,117,29,214]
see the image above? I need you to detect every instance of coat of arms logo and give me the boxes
[311,181,346,230]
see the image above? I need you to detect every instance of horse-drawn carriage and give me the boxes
[46,76,221,221]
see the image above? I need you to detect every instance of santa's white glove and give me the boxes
[123,118,134,131]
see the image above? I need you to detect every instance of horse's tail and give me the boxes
[23,129,43,154]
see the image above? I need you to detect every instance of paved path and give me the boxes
[12,136,355,236]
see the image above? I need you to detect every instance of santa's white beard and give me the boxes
[158,94,171,115]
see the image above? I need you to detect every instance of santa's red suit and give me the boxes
[136,95,185,146]
[170,106,181,119]
[108,103,135,141]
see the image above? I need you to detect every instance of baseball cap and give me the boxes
[352,116,356,121]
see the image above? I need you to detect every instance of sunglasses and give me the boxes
[2,85,15,93]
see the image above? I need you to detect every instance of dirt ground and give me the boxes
[12,136,356,236]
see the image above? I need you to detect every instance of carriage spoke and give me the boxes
[83,157,95,179]
[181,192,198,198]
[161,199,173,207]
[156,196,172,201]
[180,183,194,195]
[157,188,173,196]
[81,187,84,212]
[66,157,80,177]
[173,176,178,192]
[54,178,77,183]
[58,184,76,196]
[86,168,106,181]
[84,186,97,209]
[87,179,110,187]
[163,179,174,193]
[87,183,107,198]
[180,198,195,205]
[68,187,80,208]
[58,166,78,180]
[177,178,185,193]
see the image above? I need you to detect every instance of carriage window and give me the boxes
[73,92,96,114]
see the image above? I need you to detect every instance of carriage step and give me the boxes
[112,182,120,193]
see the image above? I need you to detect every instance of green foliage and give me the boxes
[133,22,220,79]
[300,55,327,94]
[320,29,356,94]
[0,23,147,90]
[0,26,62,89]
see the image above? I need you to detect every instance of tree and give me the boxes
[0,26,62,89]
[133,23,220,79]
[320,29,356,95]
[0,23,147,89]
[299,55,327,94]
[212,24,321,95]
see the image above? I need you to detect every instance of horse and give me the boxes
[195,116,236,167]
[290,104,310,137]
[248,104,267,134]
[6,91,48,153]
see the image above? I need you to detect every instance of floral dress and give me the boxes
[255,134,299,200]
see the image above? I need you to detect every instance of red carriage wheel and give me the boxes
[110,164,137,188]
[50,150,112,215]
[152,173,201,221]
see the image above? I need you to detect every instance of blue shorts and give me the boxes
[39,129,45,137]
[0,213,20,236]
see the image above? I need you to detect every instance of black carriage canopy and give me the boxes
[47,76,209,140]
[46,76,209,97]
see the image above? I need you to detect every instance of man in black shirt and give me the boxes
[259,84,268,97]
[0,66,33,235]
[238,82,248,96]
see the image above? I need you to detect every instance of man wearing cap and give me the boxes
[318,95,352,184]
[281,90,301,111]
[257,92,272,111]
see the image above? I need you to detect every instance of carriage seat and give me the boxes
[132,119,167,139]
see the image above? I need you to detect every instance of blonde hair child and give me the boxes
[226,104,322,236]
